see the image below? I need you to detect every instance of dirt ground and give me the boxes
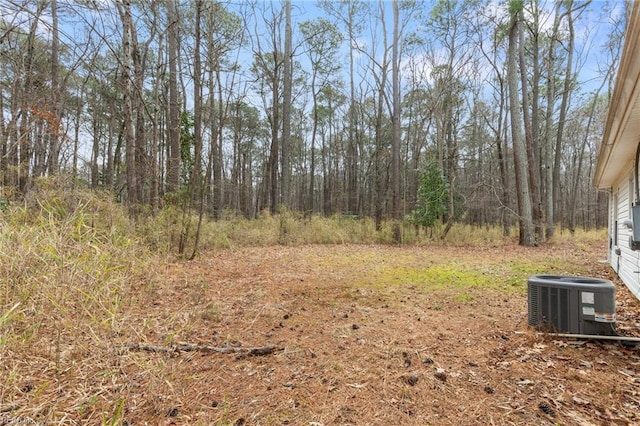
[4,238,640,425]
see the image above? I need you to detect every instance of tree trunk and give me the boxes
[569,85,603,232]
[215,68,226,218]
[192,0,203,202]
[553,0,575,231]
[268,60,280,215]
[18,4,45,190]
[48,0,60,176]
[391,0,401,242]
[530,4,543,240]
[519,15,542,241]
[131,18,146,205]
[507,2,535,246]
[309,83,318,215]
[544,2,561,239]
[347,9,359,216]
[166,0,181,193]
[189,0,204,259]
[281,0,292,209]
[117,0,138,210]
[150,29,164,212]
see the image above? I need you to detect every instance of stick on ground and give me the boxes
[124,343,279,357]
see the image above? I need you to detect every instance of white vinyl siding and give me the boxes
[611,190,619,270]
[611,170,640,299]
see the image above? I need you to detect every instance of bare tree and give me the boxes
[249,1,286,215]
[552,1,588,233]
[115,0,138,209]
[299,17,343,214]
[391,0,401,241]
[507,0,535,246]
[166,0,181,194]
[319,0,367,216]
[47,0,60,175]
[518,3,542,240]
[281,0,292,208]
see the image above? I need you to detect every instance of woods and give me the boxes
[0,0,627,245]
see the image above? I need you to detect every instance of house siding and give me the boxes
[594,1,640,302]
[610,168,640,299]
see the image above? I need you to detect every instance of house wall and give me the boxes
[610,165,640,299]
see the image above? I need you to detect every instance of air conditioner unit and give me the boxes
[528,275,616,336]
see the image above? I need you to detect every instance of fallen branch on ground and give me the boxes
[0,404,19,413]
[124,343,279,357]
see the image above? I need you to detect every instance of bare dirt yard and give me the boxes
[4,237,640,425]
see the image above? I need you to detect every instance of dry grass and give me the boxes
[0,179,155,424]
[137,208,518,255]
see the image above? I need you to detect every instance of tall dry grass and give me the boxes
[137,208,531,254]
[0,177,156,423]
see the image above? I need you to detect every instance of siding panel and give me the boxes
[611,171,640,299]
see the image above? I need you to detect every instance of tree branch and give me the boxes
[124,343,279,357]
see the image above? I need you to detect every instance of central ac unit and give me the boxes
[528,275,616,336]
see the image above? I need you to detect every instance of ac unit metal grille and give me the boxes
[527,284,539,326]
[528,275,616,336]
[539,286,570,332]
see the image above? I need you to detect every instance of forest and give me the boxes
[0,0,629,246]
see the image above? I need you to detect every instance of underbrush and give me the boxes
[138,209,523,254]
[0,180,153,340]
[0,178,604,346]
[0,178,159,422]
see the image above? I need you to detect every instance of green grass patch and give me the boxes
[336,249,581,296]
[455,294,475,303]
[371,264,494,289]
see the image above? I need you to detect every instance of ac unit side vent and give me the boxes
[527,285,539,326]
[527,275,616,336]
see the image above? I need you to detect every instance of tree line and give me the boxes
[0,0,627,245]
